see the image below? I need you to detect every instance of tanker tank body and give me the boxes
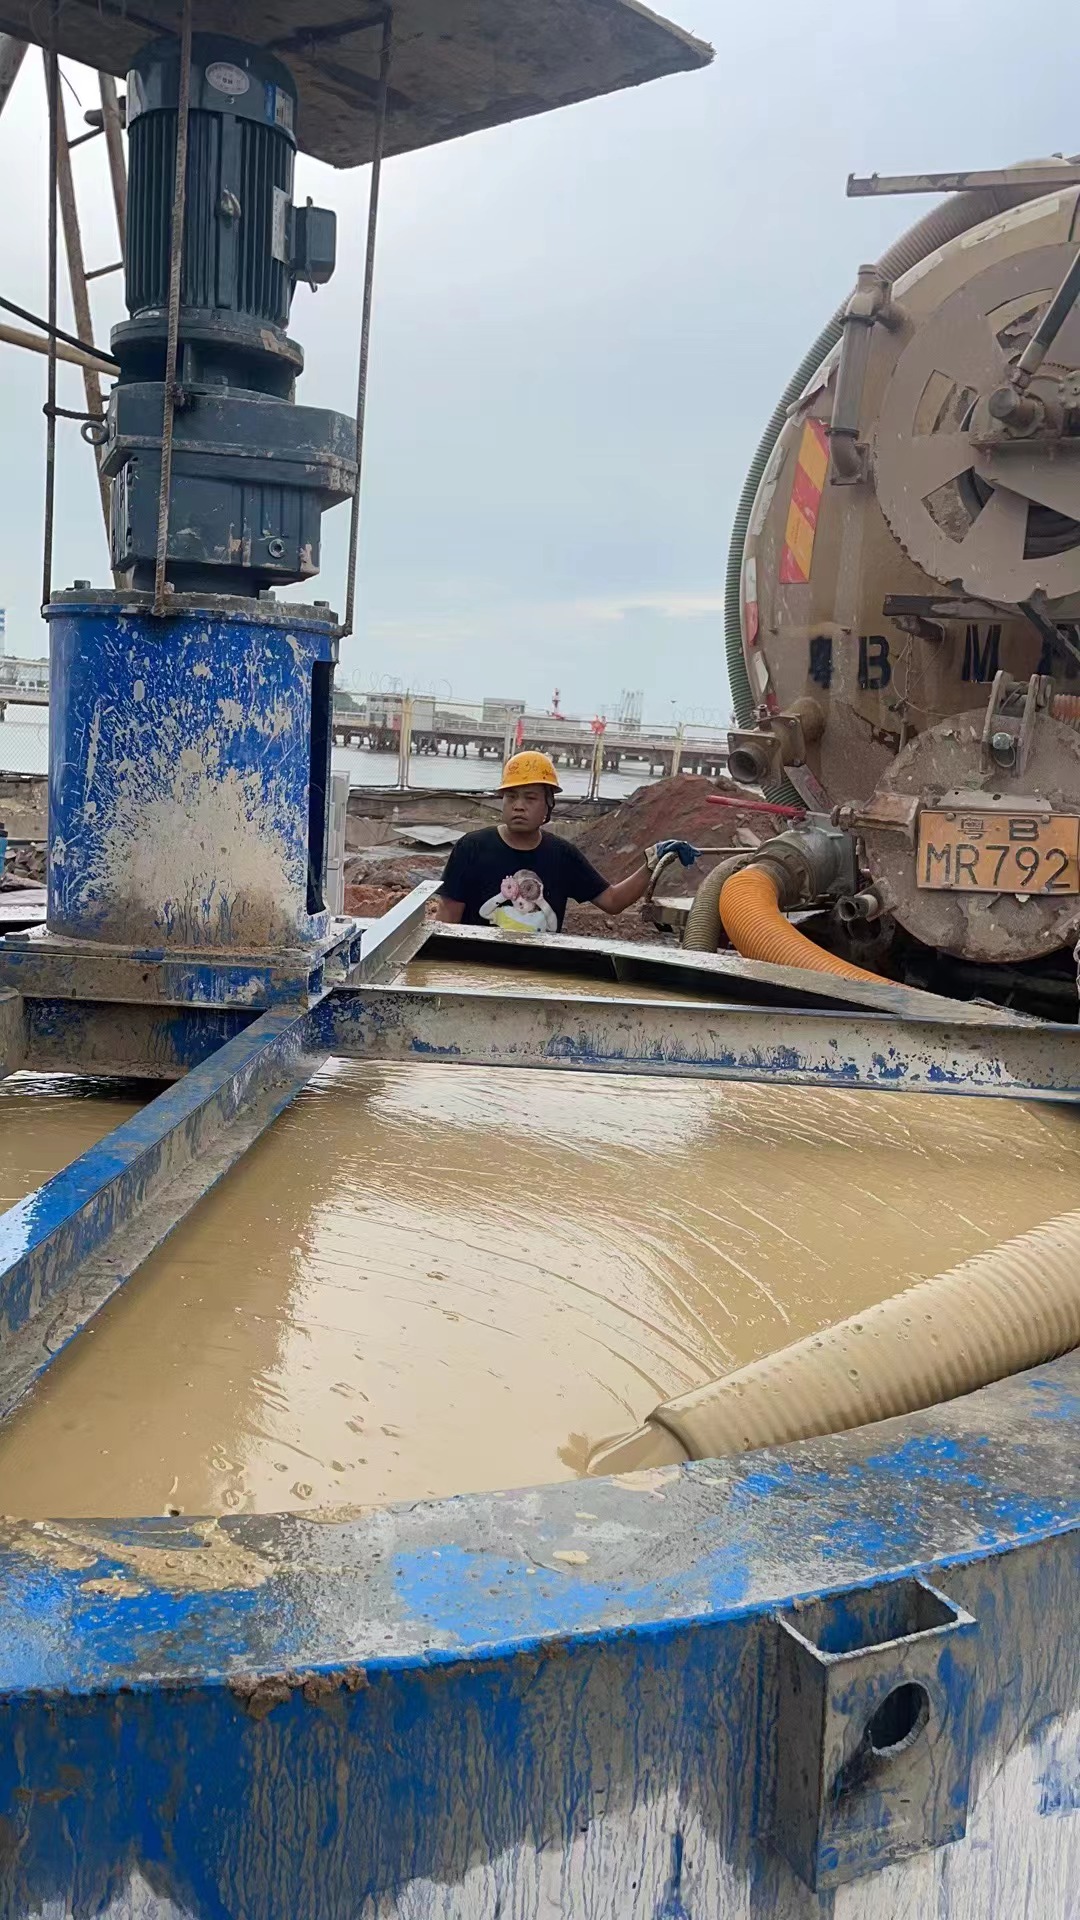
[724,169,1080,1012]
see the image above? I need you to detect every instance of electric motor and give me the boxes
[103,34,354,596]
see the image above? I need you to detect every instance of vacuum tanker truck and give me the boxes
[718,162,1080,1016]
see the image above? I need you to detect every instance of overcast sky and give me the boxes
[0,0,1077,721]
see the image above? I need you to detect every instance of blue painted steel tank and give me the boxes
[46,592,337,952]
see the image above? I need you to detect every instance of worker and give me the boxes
[435,751,697,934]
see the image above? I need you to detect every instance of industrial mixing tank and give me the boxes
[4,10,1080,1916]
[727,170,1080,979]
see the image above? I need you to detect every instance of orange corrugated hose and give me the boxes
[718,864,889,985]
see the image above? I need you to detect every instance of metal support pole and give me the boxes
[588,729,604,800]
[40,37,59,614]
[152,0,193,615]
[396,691,413,789]
[339,10,393,640]
[0,35,26,118]
[48,54,111,542]
[98,73,127,249]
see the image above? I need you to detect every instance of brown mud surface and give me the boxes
[0,1056,1076,1519]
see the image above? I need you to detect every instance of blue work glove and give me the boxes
[646,839,698,871]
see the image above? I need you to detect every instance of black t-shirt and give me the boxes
[439,827,608,933]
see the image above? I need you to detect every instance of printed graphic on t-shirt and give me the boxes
[479,869,558,935]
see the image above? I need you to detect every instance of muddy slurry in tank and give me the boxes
[0,1041,1077,1518]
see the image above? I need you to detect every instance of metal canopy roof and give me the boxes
[0,0,712,170]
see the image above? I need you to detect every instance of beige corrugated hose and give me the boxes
[587,1204,1080,1474]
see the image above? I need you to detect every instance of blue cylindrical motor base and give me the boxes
[46,593,338,952]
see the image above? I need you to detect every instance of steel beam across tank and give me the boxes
[0,1356,1077,1914]
[322,981,1080,1101]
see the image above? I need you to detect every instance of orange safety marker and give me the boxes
[778,418,829,585]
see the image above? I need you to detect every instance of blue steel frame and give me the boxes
[2,890,1080,1912]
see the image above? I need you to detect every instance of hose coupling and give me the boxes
[753,823,859,908]
[727,699,825,787]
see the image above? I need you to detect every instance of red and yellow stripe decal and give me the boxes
[778,418,829,586]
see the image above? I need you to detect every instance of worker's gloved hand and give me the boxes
[646,839,698,872]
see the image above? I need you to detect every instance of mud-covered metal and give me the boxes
[45,593,339,953]
[0,1357,1077,1915]
[774,1577,978,1889]
[323,980,1080,1099]
[864,704,1080,961]
[735,186,1080,814]
[0,921,362,1012]
[0,987,21,1076]
[0,1006,322,1420]
[729,178,1080,973]
[1,886,1080,1910]
[0,891,442,1410]
[873,243,1080,605]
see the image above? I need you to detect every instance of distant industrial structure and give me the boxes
[331,692,728,779]
[0,659,728,779]
[0,655,49,715]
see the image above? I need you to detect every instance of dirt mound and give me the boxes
[573,774,768,882]
[345,882,412,918]
[344,851,445,922]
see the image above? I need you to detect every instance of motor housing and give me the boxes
[103,34,355,596]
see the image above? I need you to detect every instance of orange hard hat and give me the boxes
[496,750,562,793]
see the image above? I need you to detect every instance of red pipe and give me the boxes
[707,794,806,820]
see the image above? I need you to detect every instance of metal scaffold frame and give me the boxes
[0,33,126,559]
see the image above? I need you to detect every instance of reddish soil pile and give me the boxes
[572,774,769,883]
[562,899,665,944]
[344,882,410,918]
[344,851,443,923]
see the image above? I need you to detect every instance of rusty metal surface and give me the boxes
[740,191,1080,826]
[874,244,1080,604]
[866,707,1080,960]
[849,164,1080,197]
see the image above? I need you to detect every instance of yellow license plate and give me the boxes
[917,810,1080,894]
